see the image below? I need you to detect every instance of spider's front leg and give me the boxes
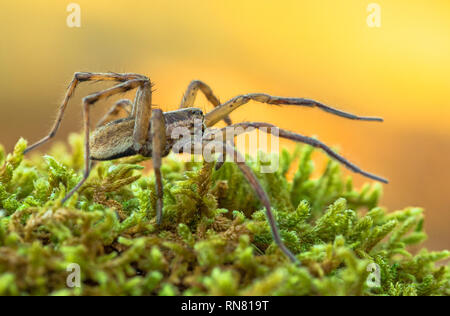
[204,93,384,127]
[175,137,298,262]
[203,90,387,180]
[204,140,299,263]
[217,122,388,183]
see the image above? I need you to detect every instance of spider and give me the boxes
[24,72,387,263]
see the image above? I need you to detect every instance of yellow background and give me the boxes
[0,1,449,250]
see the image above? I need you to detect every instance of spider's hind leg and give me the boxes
[62,78,152,204]
[24,72,145,154]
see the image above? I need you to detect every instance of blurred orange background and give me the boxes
[0,1,449,250]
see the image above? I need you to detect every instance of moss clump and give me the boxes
[0,134,448,296]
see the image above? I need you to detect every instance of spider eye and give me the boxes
[192,109,203,116]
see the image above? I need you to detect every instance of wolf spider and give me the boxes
[24,72,387,263]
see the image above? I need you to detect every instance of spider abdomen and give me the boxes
[90,117,137,161]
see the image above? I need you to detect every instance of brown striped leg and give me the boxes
[61,78,152,204]
[132,80,153,153]
[204,93,384,127]
[207,140,298,263]
[150,109,166,225]
[217,122,388,183]
[24,72,146,154]
[173,137,298,263]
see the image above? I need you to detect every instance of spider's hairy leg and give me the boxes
[132,80,153,152]
[206,140,299,263]
[96,99,132,127]
[221,122,388,183]
[150,109,166,225]
[180,80,232,125]
[61,78,151,204]
[24,72,146,154]
[204,93,384,127]
[178,137,298,262]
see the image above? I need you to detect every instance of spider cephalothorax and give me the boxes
[24,72,387,263]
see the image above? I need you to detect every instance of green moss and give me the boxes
[0,134,448,296]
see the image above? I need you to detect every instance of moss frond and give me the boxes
[0,134,448,296]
